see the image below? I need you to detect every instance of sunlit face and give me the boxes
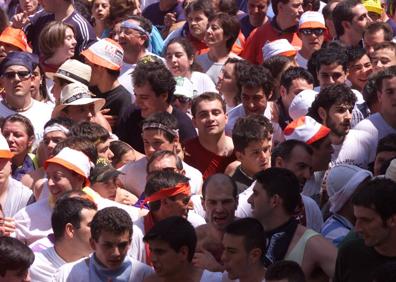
[118,20,146,55]
[236,139,272,177]
[349,4,370,39]
[52,28,76,61]
[317,63,347,87]
[203,182,237,230]
[96,139,114,161]
[1,65,33,98]
[43,130,68,159]
[205,19,226,47]
[247,182,273,221]
[222,234,253,280]
[165,42,193,77]
[241,86,269,115]
[19,0,39,14]
[192,99,227,136]
[30,66,42,100]
[371,48,396,72]
[91,230,131,270]
[378,76,396,118]
[354,205,392,248]
[248,0,268,27]
[187,10,209,40]
[46,163,85,200]
[142,129,176,158]
[134,83,168,118]
[92,178,118,200]
[299,28,325,52]
[348,54,372,91]
[149,239,189,277]
[63,104,96,123]
[278,0,303,26]
[2,121,33,159]
[322,103,354,137]
[92,0,110,21]
[364,29,385,56]
[217,62,238,103]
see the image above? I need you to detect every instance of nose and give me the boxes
[303,168,312,181]
[107,149,114,160]
[221,251,227,263]
[48,176,54,187]
[247,194,253,206]
[113,246,121,257]
[214,201,224,212]
[146,144,155,156]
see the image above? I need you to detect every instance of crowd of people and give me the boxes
[0,0,396,281]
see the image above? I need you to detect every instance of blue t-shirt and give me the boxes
[142,2,185,31]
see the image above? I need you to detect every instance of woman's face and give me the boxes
[187,10,209,40]
[2,121,33,158]
[92,0,110,21]
[165,42,193,77]
[217,62,237,96]
[52,27,77,61]
[19,0,39,15]
[205,19,226,47]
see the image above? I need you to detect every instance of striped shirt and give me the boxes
[321,214,354,247]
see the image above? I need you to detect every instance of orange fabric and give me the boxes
[0,27,32,52]
[142,182,191,206]
[143,212,155,266]
[189,32,245,56]
[241,21,302,64]
[306,126,331,144]
[45,157,90,186]
[81,48,120,71]
[0,149,14,159]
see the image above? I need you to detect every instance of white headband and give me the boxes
[44,124,70,135]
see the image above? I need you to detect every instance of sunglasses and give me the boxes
[300,28,325,36]
[2,71,32,80]
[172,95,192,104]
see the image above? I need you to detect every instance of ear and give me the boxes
[160,92,169,103]
[235,150,244,162]
[274,156,284,168]
[89,237,96,251]
[27,135,35,148]
[178,245,190,261]
[279,85,287,98]
[318,106,327,123]
[65,223,74,238]
[249,248,263,264]
[387,214,396,228]
[201,196,206,212]
[271,194,282,208]
[377,89,383,103]
[341,20,351,32]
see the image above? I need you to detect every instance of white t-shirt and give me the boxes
[30,246,66,282]
[196,53,241,84]
[3,177,33,217]
[331,129,377,169]
[295,52,308,69]
[0,98,53,142]
[54,256,153,282]
[190,71,217,95]
[119,157,203,197]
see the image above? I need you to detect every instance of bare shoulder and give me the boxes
[224,161,240,176]
[196,224,209,238]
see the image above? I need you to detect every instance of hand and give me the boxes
[11,12,30,29]
[92,110,113,133]
[115,188,138,205]
[0,217,16,236]
[164,12,176,29]
[192,249,224,272]
[100,108,118,129]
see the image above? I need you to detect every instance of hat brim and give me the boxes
[0,35,32,53]
[81,49,120,71]
[299,22,327,30]
[46,72,90,86]
[0,150,14,159]
[45,157,90,186]
[52,98,105,117]
[306,126,331,144]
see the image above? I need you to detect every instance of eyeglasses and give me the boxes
[2,71,32,80]
[299,28,325,36]
[172,95,192,104]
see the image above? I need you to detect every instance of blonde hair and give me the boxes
[39,21,75,59]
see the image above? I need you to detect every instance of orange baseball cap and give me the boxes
[0,27,32,53]
[0,134,14,159]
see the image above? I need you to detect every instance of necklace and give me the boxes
[2,98,33,112]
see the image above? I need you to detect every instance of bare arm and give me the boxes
[306,235,337,279]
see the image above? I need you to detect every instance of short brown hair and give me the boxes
[191,92,226,117]
[39,21,75,59]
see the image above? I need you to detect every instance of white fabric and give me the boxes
[190,71,217,95]
[295,52,308,69]
[225,104,284,145]
[53,256,153,282]
[30,247,66,282]
[48,148,91,179]
[354,113,396,153]
[299,11,326,28]
[3,177,33,217]
[302,171,325,202]
[262,39,296,59]
[196,54,241,84]
[200,270,223,281]
[118,157,203,197]
[0,98,53,143]
[331,129,377,169]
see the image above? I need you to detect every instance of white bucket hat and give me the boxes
[47,59,92,86]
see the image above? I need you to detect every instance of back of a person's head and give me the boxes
[377,134,396,155]
[255,168,301,214]
[0,237,34,277]
[53,136,98,163]
[265,260,306,282]
[352,178,396,221]
[90,207,133,242]
[70,121,110,144]
[232,114,273,152]
[271,139,313,166]
[143,216,197,262]
[145,170,190,197]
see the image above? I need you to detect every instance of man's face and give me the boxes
[73,208,96,255]
[1,65,33,99]
[248,0,269,27]
[278,0,304,26]
[354,205,392,248]
[142,129,176,158]
[63,104,96,123]
[203,181,237,230]
[236,139,272,177]
[187,10,209,40]
[192,99,227,136]
[19,0,39,15]
[43,130,68,159]
[374,151,396,176]
[46,163,84,200]
[248,182,273,221]
[222,234,252,280]
[0,158,11,187]
[317,63,347,87]
[241,86,268,116]
[118,20,146,57]
[322,103,353,137]
[149,239,188,277]
[299,28,325,52]
[147,155,180,174]
[349,4,370,38]
[162,192,191,219]
[39,0,56,13]
[276,145,313,188]
[97,138,114,161]
[372,48,396,72]
[90,230,131,270]
[135,83,168,118]
[348,54,372,91]
[378,76,396,118]
[280,78,313,110]
[364,29,385,56]
[311,136,333,171]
